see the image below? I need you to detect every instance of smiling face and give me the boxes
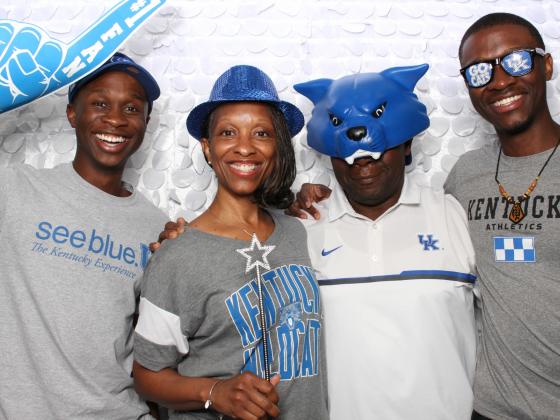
[460,23,553,136]
[331,142,409,218]
[67,71,149,177]
[201,102,278,200]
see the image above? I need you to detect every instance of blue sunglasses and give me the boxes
[460,48,546,88]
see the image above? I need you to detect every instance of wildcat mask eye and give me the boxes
[329,113,342,126]
[372,102,386,119]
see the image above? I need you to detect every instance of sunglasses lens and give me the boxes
[502,50,533,76]
[465,62,493,88]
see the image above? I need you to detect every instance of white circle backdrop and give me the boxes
[1,0,559,220]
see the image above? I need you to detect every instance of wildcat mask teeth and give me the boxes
[344,150,382,165]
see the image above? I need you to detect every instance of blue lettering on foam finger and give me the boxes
[0,0,167,114]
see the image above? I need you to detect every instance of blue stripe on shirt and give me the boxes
[317,270,477,286]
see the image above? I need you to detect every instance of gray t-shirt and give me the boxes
[0,163,168,419]
[445,142,560,419]
[134,213,329,420]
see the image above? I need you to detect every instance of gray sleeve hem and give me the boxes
[134,333,182,372]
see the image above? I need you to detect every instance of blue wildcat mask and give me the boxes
[294,64,430,165]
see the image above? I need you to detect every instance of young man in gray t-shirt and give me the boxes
[447,13,560,419]
[0,53,167,419]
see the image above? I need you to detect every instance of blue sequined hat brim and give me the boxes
[186,98,304,140]
[185,65,304,140]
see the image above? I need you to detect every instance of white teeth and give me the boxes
[96,133,127,143]
[493,95,522,107]
[231,163,259,173]
[344,149,382,165]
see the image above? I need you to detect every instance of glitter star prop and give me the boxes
[236,233,276,274]
[236,232,276,381]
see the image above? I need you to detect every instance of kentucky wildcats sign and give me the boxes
[0,0,166,114]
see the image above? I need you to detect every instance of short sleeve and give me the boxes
[443,162,458,197]
[134,244,190,371]
[444,193,476,276]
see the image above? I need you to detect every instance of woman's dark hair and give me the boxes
[202,102,296,209]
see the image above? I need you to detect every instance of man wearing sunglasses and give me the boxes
[445,12,560,420]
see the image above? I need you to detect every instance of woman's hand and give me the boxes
[212,373,281,420]
[133,362,280,418]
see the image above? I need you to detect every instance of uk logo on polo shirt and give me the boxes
[493,236,536,263]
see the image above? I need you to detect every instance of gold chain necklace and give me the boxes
[205,209,257,240]
[495,139,560,224]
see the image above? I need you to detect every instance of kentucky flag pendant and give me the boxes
[509,202,525,224]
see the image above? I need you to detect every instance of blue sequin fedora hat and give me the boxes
[186,65,305,140]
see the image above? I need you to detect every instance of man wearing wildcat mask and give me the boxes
[157,64,477,419]
[291,65,477,419]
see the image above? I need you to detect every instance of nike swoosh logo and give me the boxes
[321,245,343,256]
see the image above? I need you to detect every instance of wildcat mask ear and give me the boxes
[294,78,333,105]
[380,64,429,91]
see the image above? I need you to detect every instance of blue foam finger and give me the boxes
[0,22,14,51]
[8,27,42,56]
[0,0,167,114]
[8,50,51,97]
[35,41,64,79]
[56,0,167,89]
[0,22,15,66]
[0,23,49,111]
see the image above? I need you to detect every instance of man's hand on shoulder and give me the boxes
[149,217,187,252]
[285,183,332,220]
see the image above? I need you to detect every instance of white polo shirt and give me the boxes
[304,176,476,420]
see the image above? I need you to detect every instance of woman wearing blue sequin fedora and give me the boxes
[133,65,328,420]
